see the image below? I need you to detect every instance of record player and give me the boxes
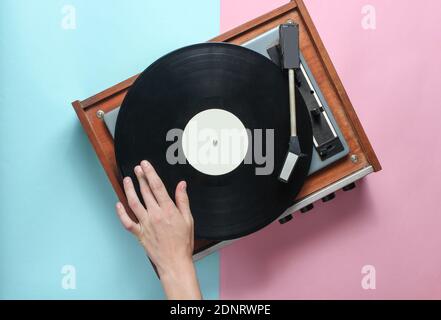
[71,0,381,260]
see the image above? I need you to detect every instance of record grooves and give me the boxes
[115,43,313,240]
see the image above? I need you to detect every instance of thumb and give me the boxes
[175,181,191,218]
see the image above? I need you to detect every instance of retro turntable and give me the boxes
[72,0,381,260]
[114,42,313,240]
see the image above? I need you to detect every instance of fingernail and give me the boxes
[181,181,187,191]
[141,160,149,167]
[124,177,130,183]
[116,202,122,209]
[134,166,142,174]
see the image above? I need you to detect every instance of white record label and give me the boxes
[181,109,249,176]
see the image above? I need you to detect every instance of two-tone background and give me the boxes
[1,0,440,299]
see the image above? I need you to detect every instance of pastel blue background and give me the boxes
[0,0,220,299]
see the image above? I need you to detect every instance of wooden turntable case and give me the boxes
[71,0,381,256]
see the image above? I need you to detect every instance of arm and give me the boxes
[115,160,202,300]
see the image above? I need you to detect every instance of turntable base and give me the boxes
[71,0,381,259]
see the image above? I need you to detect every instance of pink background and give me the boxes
[220,0,441,299]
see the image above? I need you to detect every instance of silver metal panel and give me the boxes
[278,166,374,220]
[103,108,120,138]
[242,26,350,174]
[193,240,236,261]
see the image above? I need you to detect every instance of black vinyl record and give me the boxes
[115,43,312,240]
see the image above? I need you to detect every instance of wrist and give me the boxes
[159,258,202,300]
[157,255,193,277]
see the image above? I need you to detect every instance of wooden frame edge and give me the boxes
[295,0,381,171]
[72,100,138,222]
[80,75,139,110]
[211,1,298,42]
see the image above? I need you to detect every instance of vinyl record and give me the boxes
[115,42,312,240]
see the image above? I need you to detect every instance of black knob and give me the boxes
[279,214,293,224]
[343,182,356,192]
[322,192,336,202]
[300,203,314,213]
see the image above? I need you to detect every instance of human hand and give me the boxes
[115,160,201,300]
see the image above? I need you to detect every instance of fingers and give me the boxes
[123,176,147,222]
[140,160,172,207]
[115,202,141,237]
[175,181,192,220]
[134,165,158,211]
